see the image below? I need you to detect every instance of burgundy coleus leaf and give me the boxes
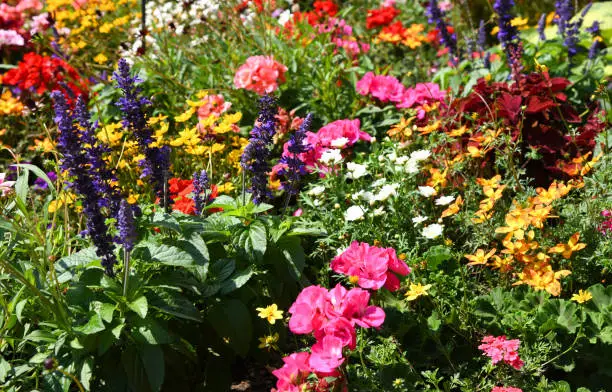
[495,93,522,124]
[525,96,557,114]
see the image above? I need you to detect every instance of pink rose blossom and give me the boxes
[331,241,411,291]
[478,335,524,370]
[288,285,329,334]
[316,119,371,148]
[314,317,356,350]
[356,72,404,103]
[272,352,312,391]
[309,335,345,373]
[233,55,287,95]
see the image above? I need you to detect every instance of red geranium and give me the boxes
[168,177,219,215]
[313,1,338,17]
[1,52,88,100]
[365,6,400,29]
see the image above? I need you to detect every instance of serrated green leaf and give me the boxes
[75,314,106,335]
[220,267,253,295]
[128,296,148,319]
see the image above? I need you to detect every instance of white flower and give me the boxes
[319,149,343,165]
[345,205,366,221]
[346,162,368,179]
[418,186,436,197]
[410,150,431,162]
[434,195,455,206]
[405,158,420,174]
[308,185,325,196]
[374,184,399,202]
[371,178,387,188]
[422,224,444,239]
[277,9,293,25]
[394,156,410,165]
[373,206,385,216]
[412,215,427,225]
[386,151,397,162]
[331,137,350,148]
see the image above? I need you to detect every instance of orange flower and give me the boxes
[465,248,496,266]
[514,261,571,296]
[387,117,414,142]
[440,195,463,218]
[548,232,586,259]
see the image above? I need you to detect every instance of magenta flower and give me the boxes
[314,317,356,350]
[288,285,329,335]
[478,335,524,370]
[316,119,372,148]
[271,352,312,391]
[491,387,522,392]
[309,335,345,373]
[331,241,411,291]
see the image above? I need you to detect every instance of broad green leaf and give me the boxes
[211,259,235,282]
[279,236,306,280]
[427,311,441,332]
[208,299,252,357]
[132,319,172,345]
[220,267,253,295]
[80,357,94,391]
[56,247,99,283]
[134,241,194,266]
[149,211,181,232]
[423,246,452,270]
[140,344,165,392]
[149,290,202,322]
[14,164,56,195]
[129,296,148,319]
[75,313,106,335]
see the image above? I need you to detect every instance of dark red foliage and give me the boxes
[365,6,400,30]
[1,52,88,101]
[450,71,606,186]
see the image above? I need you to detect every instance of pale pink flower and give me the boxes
[0,173,16,196]
[16,0,42,12]
[0,29,25,47]
[309,335,345,373]
[29,13,50,35]
[196,94,232,119]
[331,241,411,291]
[478,335,524,370]
[233,55,287,95]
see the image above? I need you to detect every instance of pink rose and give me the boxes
[233,55,288,95]
[309,335,345,373]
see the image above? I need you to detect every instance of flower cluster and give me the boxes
[331,241,411,291]
[599,210,612,236]
[365,5,399,30]
[271,283,385,390]
[378,22,427,49]
[241,95,278,203]
[316,17,370,57]
[357,72,446,119]
[2,53,88,100]
[234,55,288,95]
[478,335,524,370]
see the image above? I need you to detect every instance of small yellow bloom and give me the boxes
[217,182,235,194]
[405,283,432,301]
[548,232,586,259]
[93,53,108,64]
[174,107,196,123]
[571,289,592,304]
[256,304,284,324]
[465,248,496,266]
[258,333,280,351]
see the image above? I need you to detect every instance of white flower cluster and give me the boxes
[381,149,431,174]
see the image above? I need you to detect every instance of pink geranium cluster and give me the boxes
[0,0,44,48]
[478,335,524,370]
[273,118,372,177]
[491,387,522,392]
[598,210,612,236]
[315,17,370,57]
[233,55,288,95]
[356,72,446,118]
[271,284,385,391]
[331,241,411,291]
[197,94,232,119]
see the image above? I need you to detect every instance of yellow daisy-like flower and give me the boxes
[258,333,280,351]
[174,107,196,123]
[571,289,592,304]
[93,53,108,64]
[405,283,432,301]
[256,304,284,324]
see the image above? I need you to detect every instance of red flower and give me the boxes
[167,178,219,215]
[366,6,400,29]
[313,1,338,17]
[2,52,88,100]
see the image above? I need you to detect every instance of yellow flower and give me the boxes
[217,182,235,194]
[127,194,139,204]
[571,289,592,304]
[258,333,279,351]
[256,304,283,324]
[465,248,496,266]
[440,195,463,218]
[510,17,529,29]
[0,90,24,115]
[387,117,414,141]
[405,283,432,301]
[99,23,113,33]
[93,53,108,64]
[174,107,196,123]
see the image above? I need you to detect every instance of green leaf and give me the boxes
[220,267,253,295]
[211,259,235,282]
[279,236,305,280]
[56,247,99,283]
[149,211,181,232]
[14,169,29,205]
[427,311,442,332]
[140,344,165,392]
[423,246,452,270]
[25,330,57,343]
[134,241,194,266]
[13,164,56,195]
[208,299,252,357]
[149,290,202,322]
[75,313,106,335]
[80,357,94,391]
[0,356,10,383]
[238,220,267,261]
[129,296,148,319]
[132,319,172,345]
[598,326,612,344]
